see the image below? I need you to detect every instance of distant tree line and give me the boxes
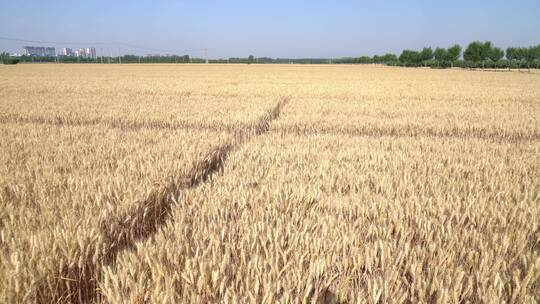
[333,54,398,64]
[9,54,202,64]
[3,41,539,69]
[209,57,347,64]
[394,41,540,69]
[118,55,197,63]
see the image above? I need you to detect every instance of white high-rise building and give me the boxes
[85,47,96,59]
[75,47,97,59]
[61,48,74,56]
[75,48,84,57]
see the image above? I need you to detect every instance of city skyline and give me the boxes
[17,45,97,59]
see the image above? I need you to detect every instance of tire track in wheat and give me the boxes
[35,96,289,303]
[272,124,540,143]
[2,112,537,143]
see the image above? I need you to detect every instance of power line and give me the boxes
[0,36,111,45]
[0,35,207,55]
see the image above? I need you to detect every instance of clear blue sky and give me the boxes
[1,0,539,58]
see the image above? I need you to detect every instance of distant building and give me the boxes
[75,48,84,57]
[85,47,96,59]
[75,47,96,59]
[23,46,56,56]
[62,48,74,56]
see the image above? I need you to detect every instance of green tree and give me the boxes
[433,47,448,67]
[433,48,447,61]
[506,47,520,69]
[0,52,9,62]
[356,56,373,64]
[506,47,517,61]
[513,47,528,70]
[447,44,462,67]
[381,53,398,63]
[464,41,483,63]
[399,50,421,66]
[420,47,433,65]
[1,52,19,65]
[372,54,397,64]
[488,47,504,68]
[480,41,493,68]
[464,41,492,68]
[516,48,528,61]
[248,55,254,64]
[532,45,540,69]
[524,46,536,70]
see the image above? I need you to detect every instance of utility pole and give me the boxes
[205,48,208,64]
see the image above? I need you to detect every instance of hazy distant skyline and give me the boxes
[1,0,539,58]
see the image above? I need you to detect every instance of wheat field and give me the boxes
[0,64,539,303]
